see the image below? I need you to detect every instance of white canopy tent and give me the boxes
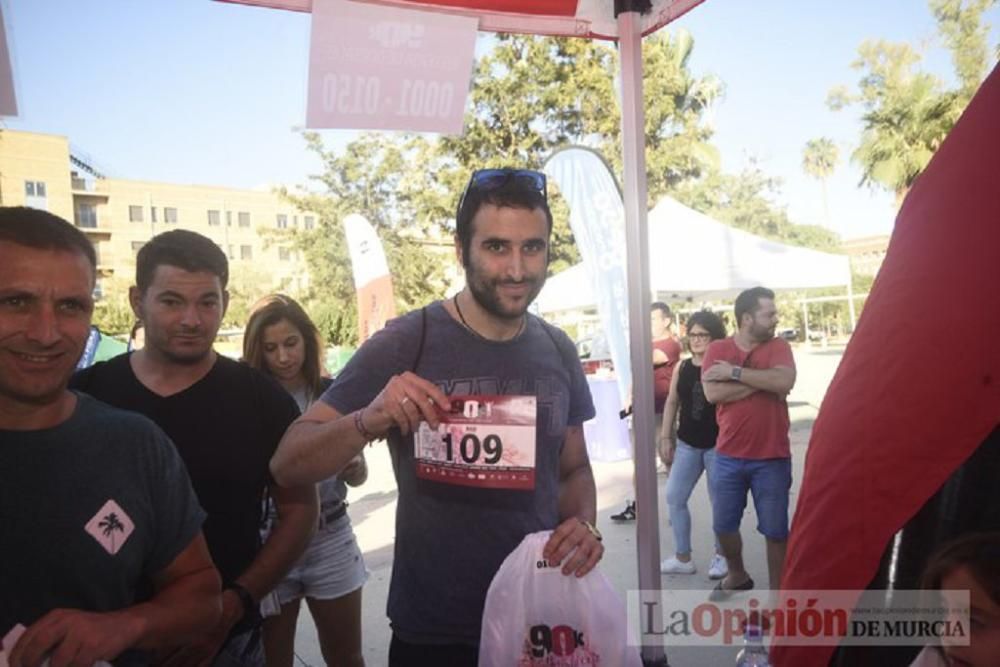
[536,196,854,314]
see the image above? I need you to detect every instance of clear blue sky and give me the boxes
[5,0,998,240]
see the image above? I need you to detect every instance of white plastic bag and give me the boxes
[479,530,642,666]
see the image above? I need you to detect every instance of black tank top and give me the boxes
[676,359,719,450]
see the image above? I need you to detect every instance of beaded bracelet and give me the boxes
[353,408,375,442]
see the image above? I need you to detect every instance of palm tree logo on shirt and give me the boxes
[99,512,126,551]
[85,500,135,555]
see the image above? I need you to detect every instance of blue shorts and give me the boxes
[710,452,791,540]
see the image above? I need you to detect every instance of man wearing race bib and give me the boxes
[270,168,602,665]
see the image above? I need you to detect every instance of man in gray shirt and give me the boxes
[0,208,219,667]
[270,168,603,665]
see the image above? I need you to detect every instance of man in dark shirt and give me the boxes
[72,229,317,666]
[0,208,219,667]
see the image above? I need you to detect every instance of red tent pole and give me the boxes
[617,4,668,666]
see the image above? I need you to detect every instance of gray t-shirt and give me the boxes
[0,393,205,664]
[322,301,595,645]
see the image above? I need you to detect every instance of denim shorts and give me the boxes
[710,452,792,540]
[264,513,368,609]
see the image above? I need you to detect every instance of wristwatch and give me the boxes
[225,582,255,619]
[580,519,603,542]
[731,366,743,381]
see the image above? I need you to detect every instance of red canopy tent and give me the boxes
[772,64,1000,667]
[218,2,709,663]
[219,0,704,38]
[220,3,1000,665]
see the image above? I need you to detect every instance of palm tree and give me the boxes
[802,138,839,228]
[99,512,126,552]
[851,74,958,207]
[828,40,962,208]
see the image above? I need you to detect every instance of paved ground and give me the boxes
[287,344,845,666]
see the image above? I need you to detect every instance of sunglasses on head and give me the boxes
[457,168,547,216]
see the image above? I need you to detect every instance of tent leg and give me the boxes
[802,301,809,344]
[847,277,857,332]
[617,9,667,666]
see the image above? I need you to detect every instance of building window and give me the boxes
[276,214,288,229]
[304,215,315,230]
[25,181,46,197]
[25,180,48,209]
[131,241,145,256]
[227,244,234,259]
[226,211,232,227]
[292,215,298,228]
[151,207,158,223]
[279,247,290,261]
[25,180,49,211]
[75,202,98,229]
[238,212,250,227]
[240,245,253,260]
[208,209,221,226]
[128,205,144,223]
[165,207,178,224]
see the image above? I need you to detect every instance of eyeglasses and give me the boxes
[457,168,547,217]
[687,333,712,341]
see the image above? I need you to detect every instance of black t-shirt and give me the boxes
[71,354,300,585]
[676,358,719,450]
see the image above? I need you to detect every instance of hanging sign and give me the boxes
[307,0,476,133]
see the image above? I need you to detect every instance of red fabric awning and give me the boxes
[216,0,705,39]
[773,63,1000,667]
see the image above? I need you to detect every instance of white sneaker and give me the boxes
[660,556,697,575]
[708,554,729,580]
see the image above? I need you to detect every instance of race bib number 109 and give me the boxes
[414,395,536,490]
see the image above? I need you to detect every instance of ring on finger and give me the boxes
[400,396,411,406]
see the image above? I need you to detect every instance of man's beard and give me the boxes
[466,269,544,322]
[750,323,775,343]
[147,330,215,366]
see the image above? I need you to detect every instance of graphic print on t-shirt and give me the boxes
[415,395,537,490]
[435,375,565,437]
[84,499,135,555]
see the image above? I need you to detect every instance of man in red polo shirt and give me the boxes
[702,287,796,599]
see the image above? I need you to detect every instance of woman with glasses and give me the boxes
[658,310,728,579]
[243,294,368,667]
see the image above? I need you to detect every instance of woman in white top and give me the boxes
[244,294,368,667]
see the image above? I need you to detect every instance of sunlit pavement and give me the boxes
[288,344,845,666]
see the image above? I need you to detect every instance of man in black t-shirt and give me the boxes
[72,230,318,667]
[0,208,219,667]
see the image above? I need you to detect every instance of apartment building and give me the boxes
[841,234,890,277]
[0,129,312,295]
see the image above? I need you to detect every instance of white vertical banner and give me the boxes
[0,2,18,117]
[544,148,631,406]
[343,213,396,342]
[307,0,477,133]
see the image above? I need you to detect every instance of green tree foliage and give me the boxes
[801,137,839,227]
[830,1,996,205]
[437,31,722,267]
[92,276,135,336]
[930,0,998,103]
[674,163,840,252]
[275,132,452,344]
[225,262,280,330]
[287,31,833,343]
